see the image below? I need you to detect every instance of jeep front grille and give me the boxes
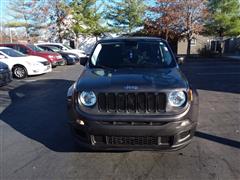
[98,92,166,113]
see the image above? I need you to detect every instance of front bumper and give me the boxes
[28,65,52,75]
[68,95,199,151]
[56,59,65,66]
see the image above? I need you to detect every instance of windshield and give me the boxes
[0,48,26,57]
[48,46,61,52]
[27,45,44,52]
[63,44,72,50]
[90,41,175,69]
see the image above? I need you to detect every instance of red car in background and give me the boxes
[0,43,64,67]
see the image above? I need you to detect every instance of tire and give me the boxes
[12,65,28,79]
[63,59,67,65]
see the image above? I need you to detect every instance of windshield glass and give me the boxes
[63,44,72,50]
[90,41,175,69]
[27,45,44,52]
[0,48,26,57]
[48,46,61,52]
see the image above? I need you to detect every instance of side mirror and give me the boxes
[0,55,6,59]
[80,57,89,66]
[176,56,185,65]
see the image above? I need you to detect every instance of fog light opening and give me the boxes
[76,119,85,126]
[158,136,170,145]
[178,131,191,143]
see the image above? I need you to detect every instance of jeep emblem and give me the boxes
[124,85,139,90]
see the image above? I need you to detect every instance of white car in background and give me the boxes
[36,43,86,58]
[0,47,52,79]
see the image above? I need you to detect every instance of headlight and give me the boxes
[168,91,186,107]
[68,55,76,58]
[79,91,96,107]
[48,55,54,60]
[56,55,62,59]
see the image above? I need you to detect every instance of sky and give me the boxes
[0,0,9,22]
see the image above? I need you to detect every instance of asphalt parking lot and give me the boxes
[0,58,240,180]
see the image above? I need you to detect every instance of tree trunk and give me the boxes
[25,27,30,42]
[165,29,169,41]
[75,34,79,49]
[58,31,63,43]
[186,36,191,57]
[218,29,224,56]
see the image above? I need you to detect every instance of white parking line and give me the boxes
[197,72,240,75]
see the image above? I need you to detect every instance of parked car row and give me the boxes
[0,42,86,86]
[36,45,80,65]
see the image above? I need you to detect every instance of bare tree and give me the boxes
[146,0,208,56]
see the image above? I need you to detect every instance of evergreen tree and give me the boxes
[70,0,106,40]
[206,0,240,37]
[7,0,49,40]
[105,0,146,34]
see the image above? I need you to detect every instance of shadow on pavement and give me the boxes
[195,131,240,149]
[0,79,77,152]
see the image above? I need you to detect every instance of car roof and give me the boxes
[36,43,62,45]
[0,47,11,50]
[37,44,55,48]
[98,36,166,43]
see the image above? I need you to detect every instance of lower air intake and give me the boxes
[106,136,158,146]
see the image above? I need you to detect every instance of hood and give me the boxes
[66,49,86,57]
[35,51,60,56]
[15,56,48,63]
[26,56,48,62]
[76,67,189,92]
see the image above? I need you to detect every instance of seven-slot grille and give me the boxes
[98,92,166,113]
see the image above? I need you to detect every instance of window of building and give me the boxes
[191,38,197,46]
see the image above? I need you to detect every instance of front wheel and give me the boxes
[12,65,28,79]
[52,63,57,68]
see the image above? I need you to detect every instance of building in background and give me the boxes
[177,35,240,57]
[177,35,213,56]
